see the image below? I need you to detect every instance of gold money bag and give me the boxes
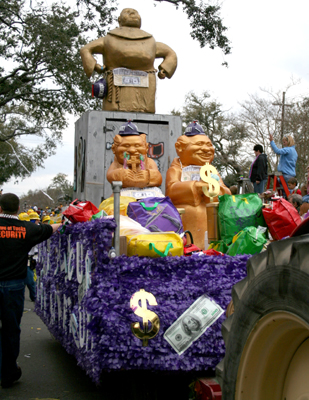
[130,289,160,347]
[200,162,220,202]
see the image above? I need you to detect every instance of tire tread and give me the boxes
[217,235,309,399]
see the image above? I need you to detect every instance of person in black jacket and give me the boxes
[249,144,268,194]
[0,193,61,388]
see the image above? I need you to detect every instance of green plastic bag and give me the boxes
[218,194,265,244]
[208,240,229,254]
[91,210,108,220]
[227,226,267,256]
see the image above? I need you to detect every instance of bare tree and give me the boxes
[236,84,309,184]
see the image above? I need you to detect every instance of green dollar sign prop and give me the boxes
[200,162,220,202]
[130,289,160,347]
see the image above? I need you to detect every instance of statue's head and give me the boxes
[118,8,141,28]
[175,121,215,166]
[175,135,215,166]
[112,134,148,165]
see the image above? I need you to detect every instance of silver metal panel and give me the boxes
[74,113,88,199]
[148,123,169,193]
[85,112,106,204]
[103,118,123,199]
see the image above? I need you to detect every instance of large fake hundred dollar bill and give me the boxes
[164,295,224,355]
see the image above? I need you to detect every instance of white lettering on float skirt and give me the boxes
[63,295,72,333]
[79,307,86,348]
[54,247,59,276]
[43,291,47,318]
[57,293,62,325]
[67,235,71,257]
[50,292,55,324]
[70,313,80,349]
[40,282,44,311]
[86,313,93,352]
[85,251,92,290]
[46,253,50,272]
[76,241,84,284]
[77,308,93,351]
[68,247,75,281]
[61,252,67,272]
[63,294,67,331]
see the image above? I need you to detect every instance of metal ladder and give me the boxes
[266,173,290,197]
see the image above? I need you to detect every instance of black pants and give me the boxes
[0,279,25,382]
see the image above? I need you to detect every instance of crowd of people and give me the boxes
[249,134,309,217]
[19,204,65,225]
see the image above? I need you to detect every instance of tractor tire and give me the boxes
[216,234,309,400]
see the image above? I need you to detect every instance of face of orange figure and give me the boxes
[114,135,148,164]
[178,135,215,166]
[282,138,288,147]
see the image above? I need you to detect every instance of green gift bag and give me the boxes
[218,194,265,244]
[227,226,267,256]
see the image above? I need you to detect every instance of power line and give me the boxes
[273,91,293,141]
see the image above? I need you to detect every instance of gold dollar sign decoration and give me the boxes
[200,162,220,202]
[130,289,160,347]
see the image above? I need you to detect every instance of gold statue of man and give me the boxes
[106,121,162,188]
[166,122,231,249]
[80,8,177,113]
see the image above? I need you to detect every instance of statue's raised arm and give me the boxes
[80,38,106,78]
[80,8,177,113]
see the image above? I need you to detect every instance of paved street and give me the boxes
[1,297,109,400]
[1,297,193,400]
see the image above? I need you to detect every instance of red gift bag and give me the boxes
[203,249,224,256]
[183,231,201,256]
[262,198,302,240]
[62,199,99,224]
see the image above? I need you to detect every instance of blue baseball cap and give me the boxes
[184,121,206,136]
[118,120,146,136]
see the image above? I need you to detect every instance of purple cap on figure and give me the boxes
[118,120,147,136]
[184,121,206,136]
[92,78,107,99]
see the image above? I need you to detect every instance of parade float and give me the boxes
[35,7,307,400]
[35,114,268,399]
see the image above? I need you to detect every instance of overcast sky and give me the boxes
[3,0,309,197]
